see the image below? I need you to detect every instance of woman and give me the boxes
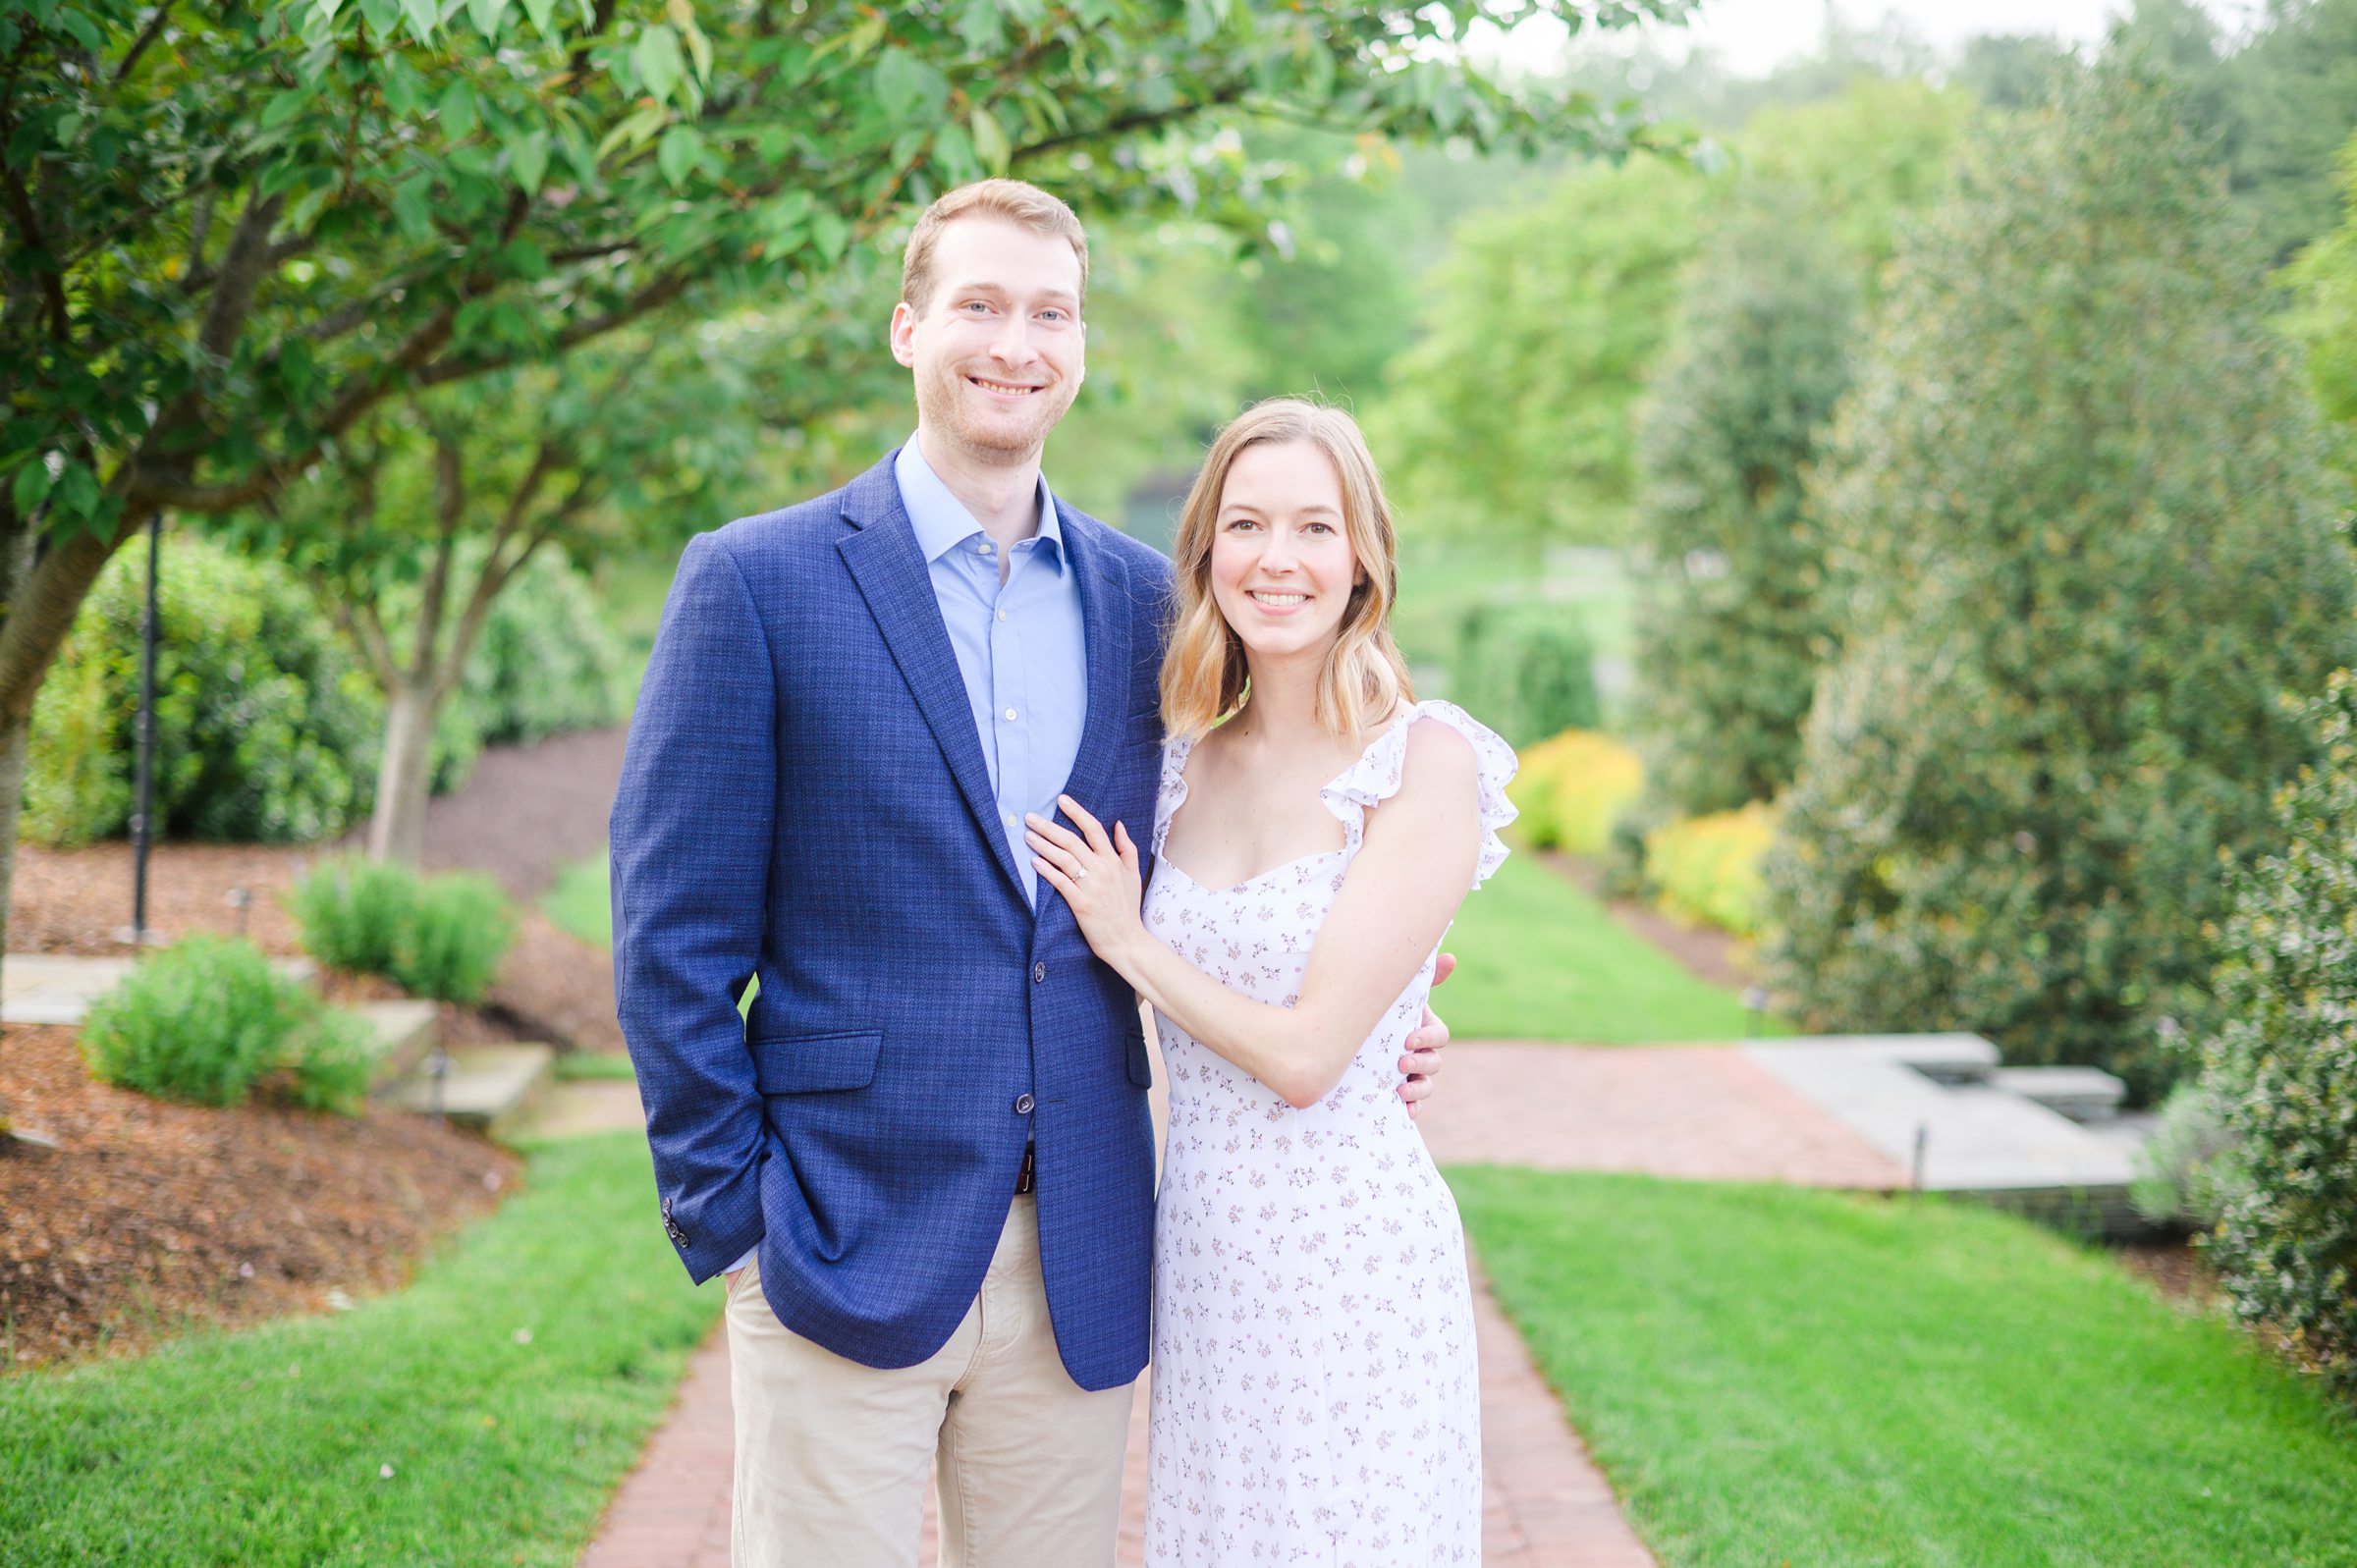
[1025,398,1515,1565]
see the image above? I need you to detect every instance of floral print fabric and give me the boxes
[1140,701,1516,1566]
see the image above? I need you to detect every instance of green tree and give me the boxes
[2221,0,2357,263]
[1626,183,1858,815]
[0,0,1683,1108]
[2279,129,2357,442]
[1377,150,1717,544]
[1762,55,2357,1102]
[1378,76,1972,548]
[2195,671,2357,1399]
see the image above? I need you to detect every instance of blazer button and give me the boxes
[1014,1092,1036,1114]
[1032,961,1047,984]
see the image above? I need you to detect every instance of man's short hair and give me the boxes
[901,179,1089,315]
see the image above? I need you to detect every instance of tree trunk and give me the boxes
[0,497,41,1145]
[367,679,440,867]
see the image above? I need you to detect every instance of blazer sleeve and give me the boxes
[609,529,777,1282]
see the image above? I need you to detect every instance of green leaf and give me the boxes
[634,23,685,105]
[467,0,510,38]
[390,178,433,242]
[261,88,313,130]
[12,458,53,515]
[55,6,100,51]
[970,105,1011,175]
[439,80,478,142]
[556,121,600,187]
[313,0,347,24]
[401,0,437,43]
[932,123,979,184]
[495,238,549,279]
[594,102,670,160]
[810,208,849,264]
[521,0,556,34]
[957,0,1004,51]
[657,124,702,189]
[55,461,98,520]
[873,48,946,121]
[507,129,550,195]
[668,0,713,82]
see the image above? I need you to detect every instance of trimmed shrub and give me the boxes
[394,872,516,1005]
[1628,182,1857,817]
[1452,603,1600,749]
[1644,802,1779,939]
[286,856,515,1004]
[2193,670,2357,1397]
[26,534,383,846]
[1761,56,2357,1102]
[1509,730,1644,855]
[2129,1076,2247,1231]
[79,935,367,1113]
[287,856,417,975]
[462,550,630,747]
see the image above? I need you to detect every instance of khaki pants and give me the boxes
[725,1196,1132,1568]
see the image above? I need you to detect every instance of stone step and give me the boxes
[1787,1032,2001,1085]
[4,951,317,1026]
[1987,1065,2127,1124]
[383,1043,557,1140]
[356,999,441,1093]
[1741,1036,2151,1239]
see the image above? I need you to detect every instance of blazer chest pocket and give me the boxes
[752,1030,883,1094]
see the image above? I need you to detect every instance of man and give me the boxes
[609,179,1450,1568]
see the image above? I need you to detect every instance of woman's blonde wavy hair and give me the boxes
[1160,399,1415,741]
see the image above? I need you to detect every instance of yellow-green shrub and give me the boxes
[1510,730,1645,855]
[1645,802,1779,937]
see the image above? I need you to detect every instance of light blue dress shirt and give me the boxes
[893,437,1090,907]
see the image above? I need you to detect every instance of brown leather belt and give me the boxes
[1014,1142,1036,1195]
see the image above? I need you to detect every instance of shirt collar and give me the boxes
[895,436,1064,569]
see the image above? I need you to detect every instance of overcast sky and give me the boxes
[1484,0,2263,79]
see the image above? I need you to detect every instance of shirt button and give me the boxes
[1004,708,1017,722]
[1014,1092,1036,1115]
[1032,962,1047,984]
[1005,811,1020,828]
[996,609,1008,622]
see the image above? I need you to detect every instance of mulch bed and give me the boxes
[2,725,631,1371]
[1,1024,518,1369]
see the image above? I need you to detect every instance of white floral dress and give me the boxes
[1140,700,1517,1568]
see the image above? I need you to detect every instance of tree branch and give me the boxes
[113,2,177,83]
[411,266,693,389]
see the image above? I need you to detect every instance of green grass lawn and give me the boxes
[1452,1167,2357,1568]
[542,849,612,947]
[1443,850,1769,1042]
[0,1133,717,1568]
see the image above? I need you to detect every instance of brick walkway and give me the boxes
[567,1040,1904,1565]
[1416,1042,1908,1188]
[578,1256,1650,1568]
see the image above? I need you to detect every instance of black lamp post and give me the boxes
[126,511,160,946]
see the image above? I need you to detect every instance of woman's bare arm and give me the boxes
[1031,719,1479,1109]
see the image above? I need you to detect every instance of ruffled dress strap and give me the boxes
[1152,730,1199,856]
[1317,700,1519,889]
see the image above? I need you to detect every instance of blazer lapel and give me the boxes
[1055,503,1134,819]
[836,455,1030,906]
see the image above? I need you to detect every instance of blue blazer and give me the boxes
[609,452,1173,1392]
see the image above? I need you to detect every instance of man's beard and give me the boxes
[918,361,1075,463]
